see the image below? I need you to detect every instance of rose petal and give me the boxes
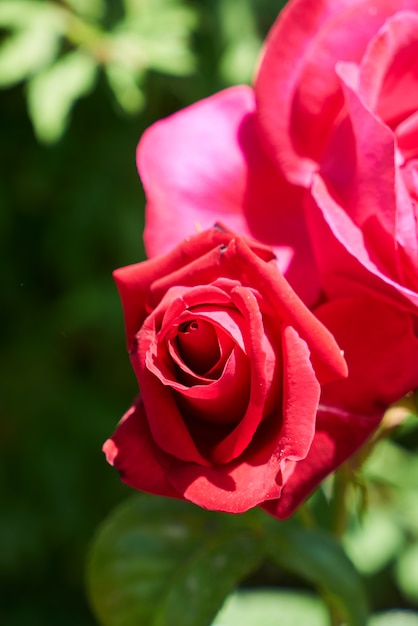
[314,296,418,414]
[133,315,212,465]
[175,319,220,375]
[174,344,251,426]
[138,86,255,256]
[309,174,418,310]
[113,227,238,347]
[324,61,398,241]
[396,164,418,287]
[168,322,235,386]
[357,12,418,126]
[264,406,381,519]
[165,418,285,513]
[138,86,320,305]
[165,326,321,513]
[265,292,418,518]
[218,238,348,384]
[276,325,319,462]
[102,397,181,498]
[255,0,418,184]
[155,302,247,370]
[208,286,280,464]
[397,110,418,160]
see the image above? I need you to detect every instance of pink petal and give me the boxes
[395,163,418,288]
[255,0,418,185]
[138,86,255,256]
[357,12,418,126]
[309,174,418,310]
[397,110,418,160]
[137,86,320,305]
[319,61,399,267]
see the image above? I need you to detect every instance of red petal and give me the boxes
[219,238,348,384]
[264,406,382,519]
[315,295,418,414]
[103,397,180,498]
[175,319,221,376]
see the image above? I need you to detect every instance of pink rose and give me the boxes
[137,85,320,308]
[104,226,351,517]
[256,0,418,312]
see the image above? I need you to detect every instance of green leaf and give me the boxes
[264,521,368,626]
[220,37,261,85]
[343,508,404,575]
[212,590,329,626]
[62,0,105,20]
[114,0,197,76]
[0,1,60,26]
[217,0,261,84]
[0,2,64,87]
[105,63,144,114]
[27,50,98,143]
[395,542,418,605]
[368,611,418,626]
[364,439,418,492]
[86,495,264,626]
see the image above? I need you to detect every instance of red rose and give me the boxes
[256,0,418,312]
[103,226,348,517]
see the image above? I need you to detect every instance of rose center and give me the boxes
[176,319,220,375]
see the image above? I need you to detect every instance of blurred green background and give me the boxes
[0,0,283,623]
[1,1,418,625]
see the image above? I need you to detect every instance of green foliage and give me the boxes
[213,590,329,626]
[0,1,64,87]
[217,0,262,84]
[87,495,368,626]
[396,543,418,605]
[340,432,418,613]
[368,612,418,626]
[27,49,98,142]
[87,496,264,626]
[0,0,197,142]
[264,522,368,626]
[343,508,404,576]
[0,0,287,144]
